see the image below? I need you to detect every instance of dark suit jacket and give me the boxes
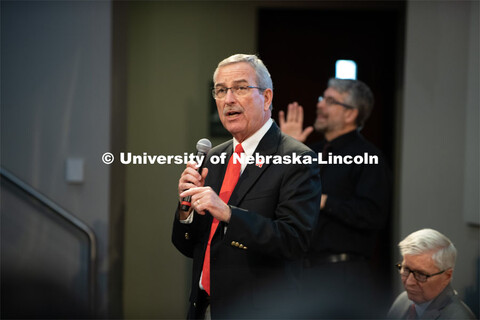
[172,123,322,319]
[387,284,476,319]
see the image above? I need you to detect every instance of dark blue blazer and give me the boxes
[172,122,322,318]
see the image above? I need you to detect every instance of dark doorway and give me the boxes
[258,4,405,165]
[258,3,405,316]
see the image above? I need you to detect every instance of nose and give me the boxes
[317,99,325,111]
[405,272,417,285]
[224,88,237,104]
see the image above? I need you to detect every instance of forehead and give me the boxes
[324,86,350,102]
[403,252,438,272]
[324,87,343,98]
[214,62,256,85]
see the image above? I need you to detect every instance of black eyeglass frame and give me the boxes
[395,263,447,283]
[318,96,356,109]
[212,85,265,99]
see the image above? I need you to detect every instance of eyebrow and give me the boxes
[215,79,249,87]
[403,265,430,274]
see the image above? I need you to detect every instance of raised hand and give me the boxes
[278,102,314,143]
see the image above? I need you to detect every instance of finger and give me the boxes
[293,102,301,122]
[201,168,209,181]
[182,167,203,184]
[181,165,201,178]
[192,193,210,215]
[180,175,200,190]
[192,198,204,215]
[297,105,305,124]
[287,103,296,122]
[179,173,199,194]
[186,161,202,171]
[180,187,203,198]
[180,182,199,193]
[278,110,285,127]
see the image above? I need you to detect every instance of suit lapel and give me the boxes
[202,141,232,237]
[208,123,280,240]
[395,293,413,319]
[206,142,232,194]
[228,123,281,207]
[421,284,455,319]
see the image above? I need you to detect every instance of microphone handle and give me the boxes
[180,196,193,211]
[180,151,206,211]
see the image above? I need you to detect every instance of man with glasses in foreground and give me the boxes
[388,228,475,319]
[172,54,321,319]
[280,79,391,317]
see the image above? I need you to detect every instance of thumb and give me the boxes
[300,126,314,142]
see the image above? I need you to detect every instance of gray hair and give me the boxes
[399,228,457,271]
[327,78,374,129]
[213,54,273,110]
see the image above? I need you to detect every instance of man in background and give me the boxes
[388,228,475,319]
[280,78,392,317]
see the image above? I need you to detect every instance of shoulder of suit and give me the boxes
[438,290,476,319]
[387,291,410,318]
[395,291,409,305]
[208,139,232,155]
[392,292,410,310]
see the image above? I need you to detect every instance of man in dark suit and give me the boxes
[172,54,322,319]
[388,228,476,319]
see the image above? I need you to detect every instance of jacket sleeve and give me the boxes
[224,150,322,260]
[171,203,208,258]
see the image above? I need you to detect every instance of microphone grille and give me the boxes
[196,138,212,154]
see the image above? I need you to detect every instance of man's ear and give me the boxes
[444,268,453,281]
[263,88,273,111]
[344,108,359,126]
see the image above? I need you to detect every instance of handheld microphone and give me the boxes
[180,138,212,211]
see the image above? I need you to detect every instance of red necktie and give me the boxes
[201,143,244,295]
[407,303,416,319]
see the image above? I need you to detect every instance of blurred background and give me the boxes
[1,0,478,318]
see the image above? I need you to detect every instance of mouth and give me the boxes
[224,108,243,119]
[406,286,421,295]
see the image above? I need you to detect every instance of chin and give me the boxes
[407,292,425,304]
[224,123,245,135]
[314,125,327,134]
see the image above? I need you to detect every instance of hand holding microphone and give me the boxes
[179,138,212,211]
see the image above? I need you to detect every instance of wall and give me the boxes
[398,0,479,311]
[123,2,257,318]
[1,1,112,315]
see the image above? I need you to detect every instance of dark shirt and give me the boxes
[308,129,392,258]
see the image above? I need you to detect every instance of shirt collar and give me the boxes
[411,299,433,317]
[233,118,273,157]
[233,118,273,173]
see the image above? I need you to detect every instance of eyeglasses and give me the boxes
[318,96,356,109]
[212,85,264,99]
[395,263,447,283]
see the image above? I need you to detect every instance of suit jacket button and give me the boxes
[231,241,236,246]
[235,242,240,247]
[185,233,190,240]
[239,244,244,249]
[243,246,248,250]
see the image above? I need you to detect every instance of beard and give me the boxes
[314,118,328,133]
